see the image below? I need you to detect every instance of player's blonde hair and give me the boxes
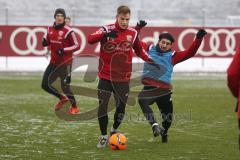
[117,5,131,15]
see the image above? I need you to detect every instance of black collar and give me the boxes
[53,22,65,30]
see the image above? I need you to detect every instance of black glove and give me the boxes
[137,20,147,28]
[56,48,64,56]
[104,30,118,38]
[196,29,207,39]
[42,38,49,47]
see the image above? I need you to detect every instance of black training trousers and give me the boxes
[138,85,173,133]
[41,63,76,106]
[97,79,129,135]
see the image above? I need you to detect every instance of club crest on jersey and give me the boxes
[58,31,64,36]
[57,31,64,40]
[126,35,132,42]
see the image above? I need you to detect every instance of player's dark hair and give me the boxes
[159,32,175,43]
[54,8,66,19]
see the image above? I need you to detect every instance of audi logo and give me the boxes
[10,27,86,56]
[178,28,240,56]
[8,27,240,57]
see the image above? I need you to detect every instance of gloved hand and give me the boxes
[196,29,207,39]
[104,30,118,38]
[56,48,64,56]
[137,20,147,28]
[42,38,49,47]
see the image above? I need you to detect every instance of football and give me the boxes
[109,133,127,150]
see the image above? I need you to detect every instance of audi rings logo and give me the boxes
[10,27,86,56]
[178,28,240,56]
[10,27,47,55]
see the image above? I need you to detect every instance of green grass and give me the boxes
[0,74,239,160]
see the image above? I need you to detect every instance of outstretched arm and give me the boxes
[88,27,118,44]
[172,29,207,65]
[133,37,161,69]
[133,37,151,62]
[87,27,105,44]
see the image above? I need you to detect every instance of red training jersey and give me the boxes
[88,22,151,82]
[227,47,240,118]
[46,24,80,65]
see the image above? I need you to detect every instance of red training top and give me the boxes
[88,22,151,82]
[227,47,240,118]
[46,23,80,65]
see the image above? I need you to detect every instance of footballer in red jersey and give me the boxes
[41,8,80,114]
[227,47,240,150]
[88,5,157,148]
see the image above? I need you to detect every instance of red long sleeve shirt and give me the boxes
[88,22,151,82]
[227,47,240,118]
[46,24,80,65]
